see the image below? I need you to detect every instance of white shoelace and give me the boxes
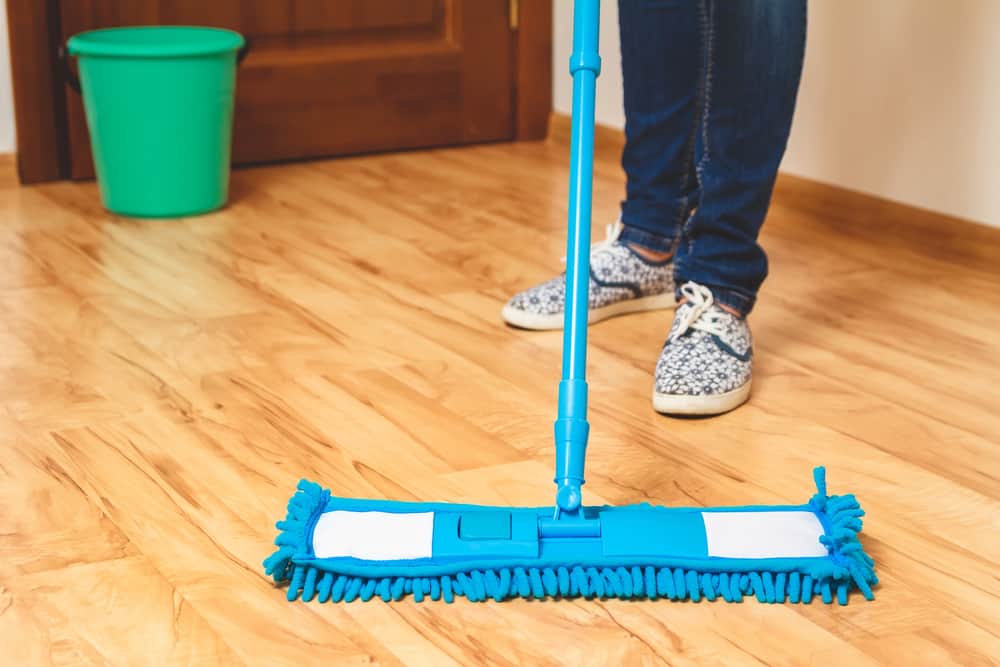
[561,219,624,264]
[670,282,729,342]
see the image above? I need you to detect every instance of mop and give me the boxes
[264,0,877,606]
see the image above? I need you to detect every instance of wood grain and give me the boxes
[514,0,552,140]
[1,131,999,666]
[4,0,70,183]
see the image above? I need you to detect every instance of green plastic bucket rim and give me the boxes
[67,26,245,59]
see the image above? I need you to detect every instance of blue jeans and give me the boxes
[617,0,807,314]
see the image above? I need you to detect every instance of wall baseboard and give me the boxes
[0,153,17,188]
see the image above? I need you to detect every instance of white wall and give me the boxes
[553,0,626,130]
[553,0,1000,228]
[0,1,15,154]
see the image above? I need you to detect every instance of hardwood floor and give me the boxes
[1,131,998,666]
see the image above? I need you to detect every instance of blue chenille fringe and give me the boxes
[263,467,877,605]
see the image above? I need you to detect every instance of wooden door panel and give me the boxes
[73,1,161,26]
[235,49,464,161]
[290,1,440,34]
[237,5,294,37]
[59,0,514,178]
[157,2,244,28]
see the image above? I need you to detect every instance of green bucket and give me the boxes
[66,26,247,218]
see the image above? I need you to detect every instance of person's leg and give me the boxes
[617,0,704,257]
[672,0,807,314]
[501,1,706,330]
[653,0,806,415]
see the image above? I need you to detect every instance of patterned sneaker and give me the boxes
[652,282,753,415]
[502,221,675,330]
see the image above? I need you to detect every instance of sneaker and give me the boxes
[652,282,753,415]
[501,221,675,330]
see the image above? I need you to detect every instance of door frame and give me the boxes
[5,0,552,184]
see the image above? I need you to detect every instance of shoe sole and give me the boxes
[652,380,752,416]
[501,292,676,331]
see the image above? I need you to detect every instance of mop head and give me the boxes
[264,467,876,605]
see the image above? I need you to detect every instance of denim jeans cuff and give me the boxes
[675,283,756,317]
[620,199,686,249]
[619,225,676,254]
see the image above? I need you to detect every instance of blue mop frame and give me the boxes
[264,0,877,606]
[264,468,876,604]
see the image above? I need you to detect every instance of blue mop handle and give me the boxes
[553,0,601,516]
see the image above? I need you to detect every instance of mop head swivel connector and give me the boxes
[264,467,876,605]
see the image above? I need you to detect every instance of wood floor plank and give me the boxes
[4,557,245,666]
[0,416,134,577]
[1,136,998,665]
[44,421,409,666]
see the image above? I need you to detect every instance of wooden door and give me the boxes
[58,1,523,179]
